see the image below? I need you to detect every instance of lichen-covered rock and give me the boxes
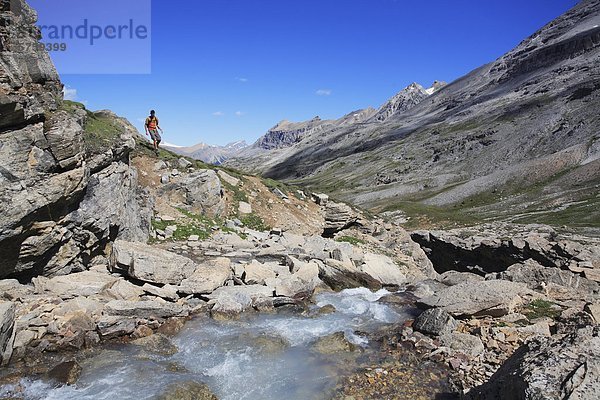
[467,325,600,400]
[413,308,458,336]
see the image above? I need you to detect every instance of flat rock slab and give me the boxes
[104,300,188,319]
[419,280,536,318]
[33,271,119,298]
[111,240,197,285]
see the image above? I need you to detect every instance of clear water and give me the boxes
[1,288,409,400]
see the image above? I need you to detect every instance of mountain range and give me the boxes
[224,0,600,227]
[164,140,248,165]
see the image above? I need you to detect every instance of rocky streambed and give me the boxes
[0,287,455,400]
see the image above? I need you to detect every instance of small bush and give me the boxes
[240,213,270,232]
[335,236,365,246]
[525,299,561,320]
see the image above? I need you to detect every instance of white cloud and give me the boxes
[316,89,332,96]
[235,111,245,116]
[212,111,225,117]
[63,86,78,101]
[236,77,248,83]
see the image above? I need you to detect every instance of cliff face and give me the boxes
[0,0,151,280]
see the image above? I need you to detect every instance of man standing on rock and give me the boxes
[145,110,163,154]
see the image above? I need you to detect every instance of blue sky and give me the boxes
[34,0,577,146]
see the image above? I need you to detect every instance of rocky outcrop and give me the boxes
[418,280,538,318]
[323,201,360,237]
[411,224,600,276]
[371,83,430,123]
[467,324,600,400]
[0,0,151,280]
[159,169,225,217]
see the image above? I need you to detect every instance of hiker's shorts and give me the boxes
[149,129,161,143]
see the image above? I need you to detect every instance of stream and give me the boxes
[0,288,416,400]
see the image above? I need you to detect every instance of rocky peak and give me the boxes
[372,82,429,122]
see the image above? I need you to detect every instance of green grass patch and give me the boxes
[240,213,270,232]
[335,236,365,246]
[263,178,295,194]
[524,299,561,321]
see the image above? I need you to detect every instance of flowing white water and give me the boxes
[1,288,409,400]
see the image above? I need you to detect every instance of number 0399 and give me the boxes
[39,42,67,51]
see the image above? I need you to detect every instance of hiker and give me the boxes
[145,109,163,153]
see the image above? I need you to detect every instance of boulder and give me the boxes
[177,258,232,295]
[413,308,458,336]
[360,253,407,286]
[110,240,197,285]
[311,332,357,354]
[238,201,252,215]
[161,169,225,217]
[156,381,218,400]
[467,325,600,400]
[96,316,137,339]
[217,170,240,186]
[439,333,485,358]
[323,201,358,236]
[311,193,329,206]
[178,158,192,169]
[104,300,188,319]
[131,333,179,356]
[500,259,599,296]
[142,283,179,301]
[419,280,536,318]
[47,360,82,385]
[438,270,485,286]
[244,260,277,285]
[207,285,274,319]
[0,302,16,365]
[318,259,382,291]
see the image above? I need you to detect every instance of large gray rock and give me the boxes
[32,271,119,298]
[110,240,197,285]
[323,201,358,236]
[0,302,16,366]
[419,280,536,318]
[161,169,225,217]
[178,258,232,295]
[207,285,274,318]
[468,325,600,400]
[360,253,407,286]
[439,332,485,358]
[318,258,382,291]
[413,308,458,336]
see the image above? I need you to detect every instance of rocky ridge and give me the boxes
[226,0,600,227]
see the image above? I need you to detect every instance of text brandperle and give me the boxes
[39,19,148,45]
